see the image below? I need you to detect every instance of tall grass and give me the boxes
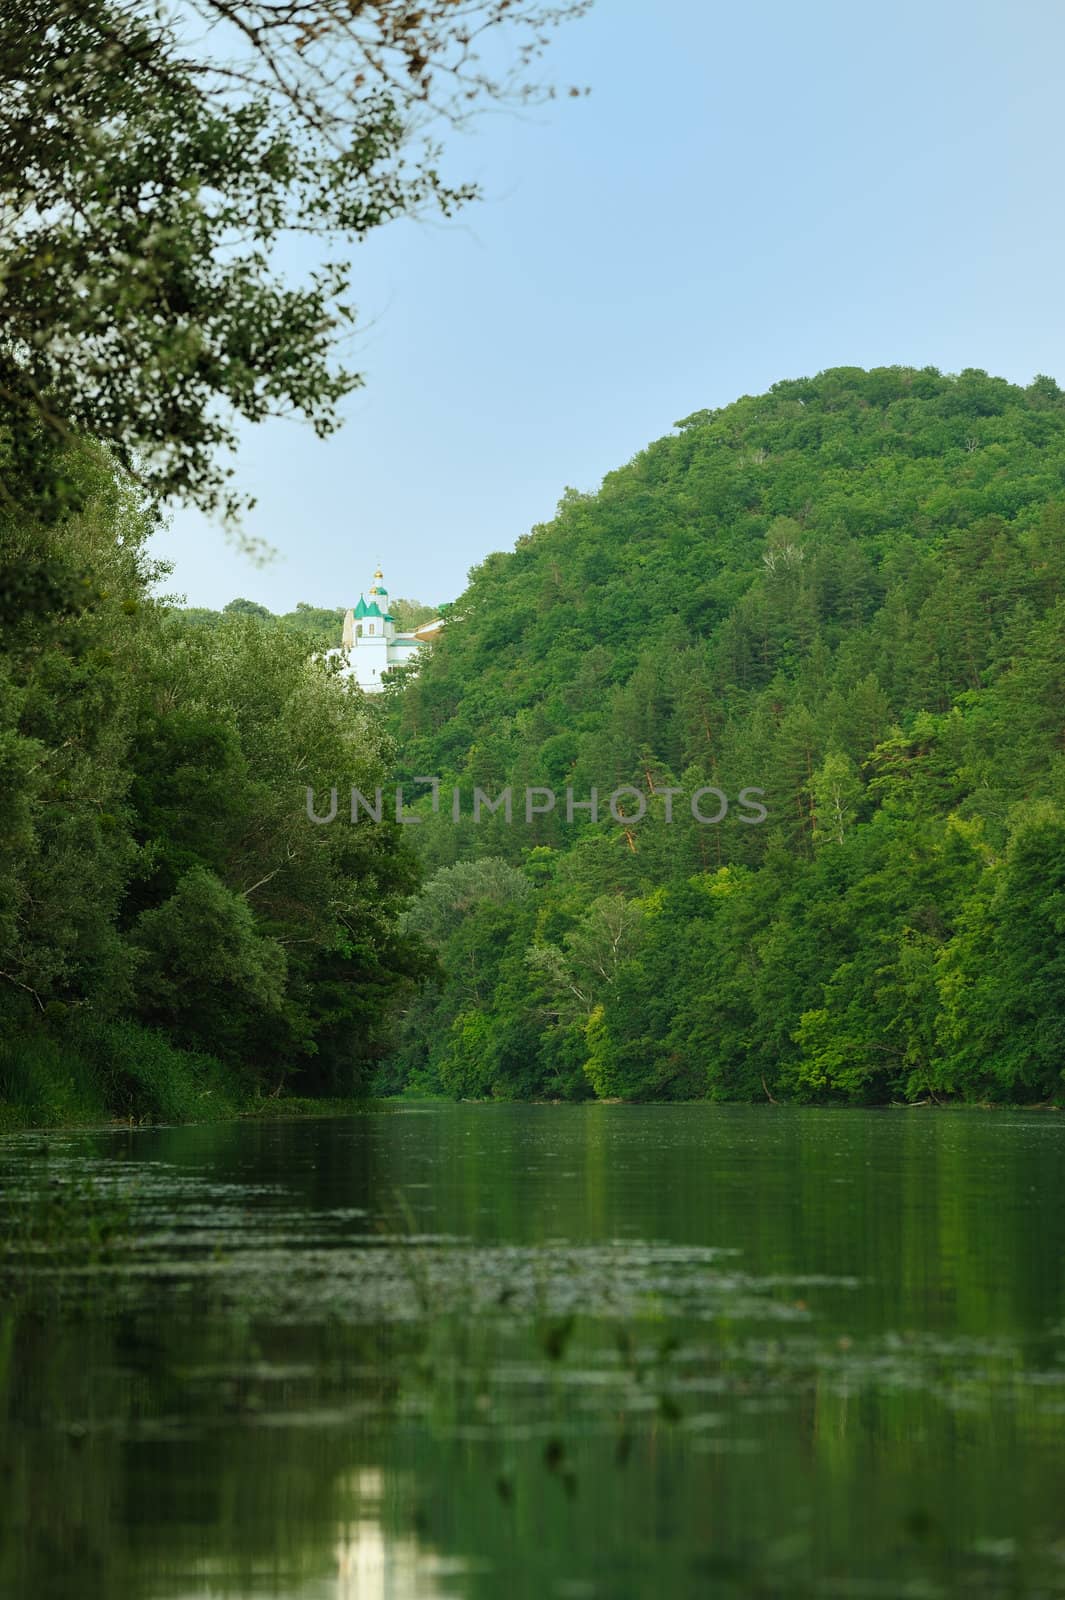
[0,1016,241,1128]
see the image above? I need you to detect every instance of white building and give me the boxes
[324,568,440,693]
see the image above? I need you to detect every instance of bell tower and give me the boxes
[324,563,429,694]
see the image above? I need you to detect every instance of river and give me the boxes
[2,1104,1064,1597]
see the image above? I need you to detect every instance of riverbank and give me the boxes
[0,1019,385,1133]
[4,1019,1062,1134]
[0,1091,377,1135]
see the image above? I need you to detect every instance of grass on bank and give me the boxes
[0,1018,239,1131]
[0,1017,379,1132]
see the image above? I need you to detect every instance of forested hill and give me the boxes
[381,366,1065,1105]
[391,365,1065,782]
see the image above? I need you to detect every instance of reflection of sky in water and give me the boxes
[166,1471,463,1600]
[333,1471,459,1600]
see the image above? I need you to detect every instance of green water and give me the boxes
[2,1105,1065,1598]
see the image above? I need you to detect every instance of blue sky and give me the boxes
[155,0,1065,612]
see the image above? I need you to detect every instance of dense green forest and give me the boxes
[0,436,429,1126]
[377,365,1065,1106]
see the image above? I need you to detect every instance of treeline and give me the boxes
[378,366,1065,1104]
[0,437,428,1126]
[180,595,438,646]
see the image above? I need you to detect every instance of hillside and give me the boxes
[380,365,1065,1104]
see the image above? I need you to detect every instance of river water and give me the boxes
[2,1104,1065,1598]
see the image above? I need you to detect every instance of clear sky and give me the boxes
[154,0,1065,613]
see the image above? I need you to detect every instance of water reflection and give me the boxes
[1,1106,1065,1598]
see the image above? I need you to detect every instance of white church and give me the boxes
[324,567,442,693]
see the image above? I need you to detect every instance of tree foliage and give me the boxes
[0,0,587,517]
[0,437,428,1112]
[379,366,1065,1105]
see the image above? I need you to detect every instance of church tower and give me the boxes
[327,565,436,693]
[368,567,390,616]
